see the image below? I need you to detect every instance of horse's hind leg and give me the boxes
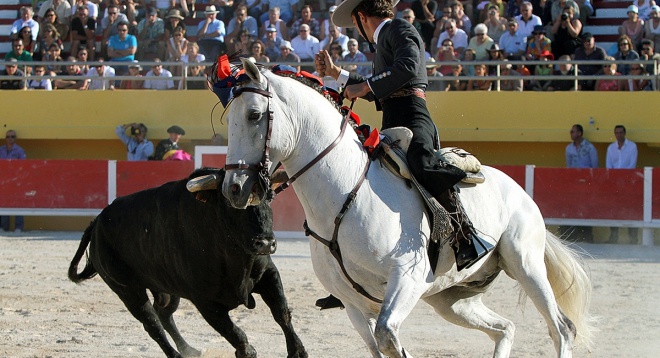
[152,293,201,357]
[424,286,515,358]
[500,239,575,358]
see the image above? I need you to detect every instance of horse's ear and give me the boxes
[241,58,261,82]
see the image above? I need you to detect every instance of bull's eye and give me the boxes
[248,111,261,121]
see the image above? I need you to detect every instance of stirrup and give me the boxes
[456,235,495,271]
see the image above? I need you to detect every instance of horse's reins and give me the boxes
[227,81,381,303]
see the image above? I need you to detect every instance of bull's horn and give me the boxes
[186,174,219,192]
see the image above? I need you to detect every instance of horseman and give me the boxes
[315,0,490,280]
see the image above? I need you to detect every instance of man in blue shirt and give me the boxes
[565,124,598,168]
[108,21,137,77]
[197,5,227,61]
[115,123,154,161]
[0,129,27,232]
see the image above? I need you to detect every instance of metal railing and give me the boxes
[1,59,659,91]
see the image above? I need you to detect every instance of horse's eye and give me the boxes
[248,111,261,121]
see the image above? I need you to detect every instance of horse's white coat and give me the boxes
[221,60,593,358]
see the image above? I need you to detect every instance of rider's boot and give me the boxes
[315,294,344,310]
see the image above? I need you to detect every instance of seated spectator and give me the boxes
[226,5,258,44]
[196,5,227,61]
[619,5,645,49]
[169,0,195,19]
[27,65,52,90]
[53,57,89,90]
[436,38,459,75]
[401,8,423,40]
[276,40,300,71]
[437,19,468,57]
[483,5,507,43]
[289,5,321,39]
[573,32,606,90]
[644,5,660,51]
[343,38,370,78]
[547,55,582,91]
[16,26,36,57]
[5,38,33,74]
[259,0,297,27]
[263,24,283,60]
[108,21,138,76]
[164,9,186,40]
[70,6,96,60]
[429,4,453,57]
[639,38,660,74]
[260,6,289,41]
[181,42,206,69]
[137,8,166,61]
[595,57,622,91]
[101,4,129,59]
[480,0,506,23]
[487,43,505,75]
[450,1,472,35]
[0,59,27,90]
[249,39,270,62]
[115,123,154,161]
[44,43,64,75]
[120,61,144,89]
[526,25,552,60]
[10,7,39,42]
[178,61,206,89]
[37,0,71,33]
[620,63,653,90]
[498,60,523,91]
[87,59,116,90]
[462,48,476,76]
[515,1,543,38]
[34,24,64,62]
[166,26,188,78]
[551,5,582,59]
[614,34,640,75]
[71,0,99,21]
[445,61,467,91]
[499,19,527,58]
[410,0,437,53]
[76,48,90,75]
[529,50,554,90]
[230,29,254,56]
[153,125,186,160]
[636,0,656,21]
[319,5,341,41]
[290,24,319,70]
[426,59,445,91]
[143,58,175,90]
[38,8,69,44]
[320,25,349,55]
[467,63,492,90]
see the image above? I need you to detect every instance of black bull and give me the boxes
[68,168,307,358]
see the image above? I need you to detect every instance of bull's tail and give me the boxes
[68,220,98,283]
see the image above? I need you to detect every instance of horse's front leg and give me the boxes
[374,264,431,358]
[344,304,386,358]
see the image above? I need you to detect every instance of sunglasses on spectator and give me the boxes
[642,47,651,51]
[6,135,16,138]
[118,29,128,32]
[533,32,542,35]
[445,26,454,30]
[108,12,118,15]
[403,16,412,19]
[620,42,630,45]
[476,33,485,36]
[631,67,642,70]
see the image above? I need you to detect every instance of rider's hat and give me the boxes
[332,0,400,28]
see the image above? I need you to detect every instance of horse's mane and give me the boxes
[268,71,343,114]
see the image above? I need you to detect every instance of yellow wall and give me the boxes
[2,91,660,167]
[2,90,659,231]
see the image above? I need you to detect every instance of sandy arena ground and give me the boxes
[0,231,659,358]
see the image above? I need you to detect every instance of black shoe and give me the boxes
[315,294,344,310]
[455,234,495,271]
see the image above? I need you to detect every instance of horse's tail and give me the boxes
[68,220,98,283]
[543,230,595,349]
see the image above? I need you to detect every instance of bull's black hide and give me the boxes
[68,168,307,358]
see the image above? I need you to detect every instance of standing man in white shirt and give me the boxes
[606,125,639,244]
[515,1,542,38]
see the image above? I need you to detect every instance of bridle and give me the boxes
[225,74,381,303]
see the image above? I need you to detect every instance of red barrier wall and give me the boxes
[492,165,526,189]
[534,168,644,220]
[116,161,195,197]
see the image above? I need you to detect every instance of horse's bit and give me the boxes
[227,79,381,304]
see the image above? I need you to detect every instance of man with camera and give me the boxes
[116,123,154,161]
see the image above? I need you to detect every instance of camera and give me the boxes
[130,123,146,136]
[561,12,569,20]
[489,10,497,15]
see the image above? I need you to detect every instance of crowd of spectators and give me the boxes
[1,0,660,91]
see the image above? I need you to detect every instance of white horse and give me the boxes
[220,59,593,358]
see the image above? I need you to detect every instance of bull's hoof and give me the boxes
[236,345,257,358]
[287,349,308,358]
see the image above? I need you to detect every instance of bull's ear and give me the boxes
[242,58,261,82]
[192,190,217,205]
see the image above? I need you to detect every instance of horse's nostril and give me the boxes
[231,184,240,194]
